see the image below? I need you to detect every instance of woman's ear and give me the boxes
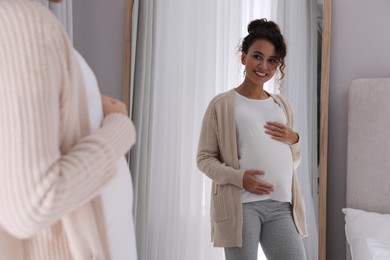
[241,52,246,65]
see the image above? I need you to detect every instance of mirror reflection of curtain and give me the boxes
[276,1,319,260]
[130,1,242,259]
[32,0,73,40]
[130,0,318,259]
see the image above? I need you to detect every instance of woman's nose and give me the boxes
[258,59,267,69]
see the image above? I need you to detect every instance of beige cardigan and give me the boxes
[197,89,307,247]
[0,1,135,259]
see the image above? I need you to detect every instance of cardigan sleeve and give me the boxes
[276,94,302,169]
[285,101,302,170]
[0,2,135,239]
[196,97,245,188]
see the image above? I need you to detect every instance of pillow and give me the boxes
[342,208,390,260]
[367,239,390,260]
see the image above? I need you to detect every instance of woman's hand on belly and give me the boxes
[243,169,274,195]
[264,121,299,145]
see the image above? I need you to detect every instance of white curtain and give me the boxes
[130,0,318,259]
[276,1,319,260]
[33,0,73,40]
[131,1,243,259]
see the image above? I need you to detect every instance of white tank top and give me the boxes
[234,91,293,204]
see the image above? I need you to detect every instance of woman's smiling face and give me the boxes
[241,39,280,86]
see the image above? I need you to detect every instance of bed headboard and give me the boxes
[346,78,390,259]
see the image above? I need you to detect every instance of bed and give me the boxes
[344,78,390,260]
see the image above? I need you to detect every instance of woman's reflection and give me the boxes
[197,18,307,260]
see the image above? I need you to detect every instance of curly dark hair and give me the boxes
[241,18,287,82]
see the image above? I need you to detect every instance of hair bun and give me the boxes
[247,18,281,35]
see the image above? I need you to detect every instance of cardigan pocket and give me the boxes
[211,184,228,223]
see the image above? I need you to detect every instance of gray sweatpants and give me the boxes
[224,200,306,260]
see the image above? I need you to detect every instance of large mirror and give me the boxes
[123,0,331,259]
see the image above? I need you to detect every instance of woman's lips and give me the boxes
[255,71,267,77]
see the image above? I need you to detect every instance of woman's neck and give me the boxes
[235,82,269,100]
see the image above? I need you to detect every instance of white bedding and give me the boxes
[343,208,390,260]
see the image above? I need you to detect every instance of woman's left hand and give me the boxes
[264,121,299,145]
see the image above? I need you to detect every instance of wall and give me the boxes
[327,1,390,259]
[72,0,127,100]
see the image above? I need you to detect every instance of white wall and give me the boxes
[73,0,127,100]
[328,1,390,259]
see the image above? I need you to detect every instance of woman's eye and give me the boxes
[268,59,279,65]
[254,55,262,60]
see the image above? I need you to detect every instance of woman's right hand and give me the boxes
[101,95,128,116]
[243,169,274,195]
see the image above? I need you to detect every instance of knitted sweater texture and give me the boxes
[0,1,135,259]
[197,89,307,247]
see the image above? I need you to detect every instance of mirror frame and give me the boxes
[123,0,133,111]
[123,0,332,259]
[319,0,331,259]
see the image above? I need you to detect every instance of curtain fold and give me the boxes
[129,0,156,258]
[130,1,243,259]
[277,1,319,260]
